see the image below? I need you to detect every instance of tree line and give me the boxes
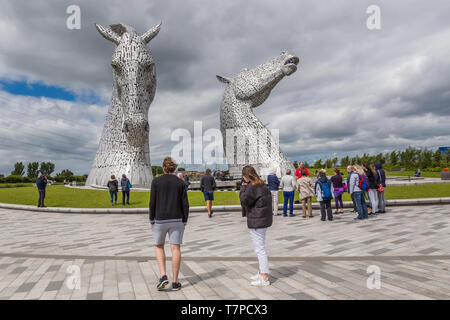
[294,147,449,171]
[2,161,87,183]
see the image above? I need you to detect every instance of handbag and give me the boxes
[376,171,384,193]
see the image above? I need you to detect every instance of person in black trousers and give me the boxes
[36,175,47,207]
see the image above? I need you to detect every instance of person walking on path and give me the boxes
[315,169,334,221]
[350,165,369,220]
[374,162,387,214]
[346,166,357,212]
[363,163,380,216]
[296,170,315,218]
[150,157,189,292]
[200,169,216,218]
[295,162,310,179]
[107,175,118,206]
[120,174,132,205]
[331,168,345,214]
[267,168,280,216]
[239,165,273,287]
[36,175,48,208]
[280,169,296,217]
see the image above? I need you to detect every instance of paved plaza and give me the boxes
[0,204,449,300]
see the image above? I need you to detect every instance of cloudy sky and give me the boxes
[0,0,449,175]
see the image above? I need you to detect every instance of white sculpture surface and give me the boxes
[86,23,161,188]
[217,51,299,178]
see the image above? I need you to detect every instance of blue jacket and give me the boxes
[121,178,131,191]
[36,177,47,190]
[267,174,280,191]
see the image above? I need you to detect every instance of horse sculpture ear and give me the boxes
[141,22,162,44]
[216,75,231,84]
[95,24,121,45]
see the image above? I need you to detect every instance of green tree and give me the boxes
[340,156,350,167]
[332,157,338,168]
[293,161,298,169]
[152,166,164,177]
[324,159,333,168]
[390,151,398,166]
[57,169,74,178]
[39,162,55,177]
[304,161,310,168]
[420,149,433,169]
[313,159,322,169]
[178,168,186,172]
[11,162,25,176]
[433,149,442,167]
[27,162,40,178]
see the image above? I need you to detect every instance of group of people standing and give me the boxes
[266,161,387,222]
[347,162,387,220]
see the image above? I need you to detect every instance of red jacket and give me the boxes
[296,167,310,179]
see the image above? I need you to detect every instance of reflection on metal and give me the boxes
[86,23,161,188]
[217,51,299,178]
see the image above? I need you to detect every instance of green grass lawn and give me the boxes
[0,184,449,208]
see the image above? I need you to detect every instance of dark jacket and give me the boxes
[331,174,343,188]
[121,178,131,191]
[374,162,386,188]
[36,177,47,190]
[149,174,189,224]
[107,180,118,192]
[239,183,273,229]
[200,174,216,192]
[365,169,379,190]
[267,174,280,191]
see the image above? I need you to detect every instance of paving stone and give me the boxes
[0,205,449,300]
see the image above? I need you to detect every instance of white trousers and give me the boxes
[368,189,379,214]
[270,191,279,215]
[250,228,269,274]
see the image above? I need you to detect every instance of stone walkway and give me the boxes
[0,205,449,300]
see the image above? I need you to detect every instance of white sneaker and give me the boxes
[250,273,260,281]
[250,275,270,287]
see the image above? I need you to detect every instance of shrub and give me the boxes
[5,175,25,183]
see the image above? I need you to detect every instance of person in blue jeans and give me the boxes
[280,169,296,216]
[121,174,131,205]
[107,175,118,206]
[349,166,369,220]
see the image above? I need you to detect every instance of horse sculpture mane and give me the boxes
[86,22,161,188]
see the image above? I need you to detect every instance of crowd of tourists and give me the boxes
[267,161,387,221]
